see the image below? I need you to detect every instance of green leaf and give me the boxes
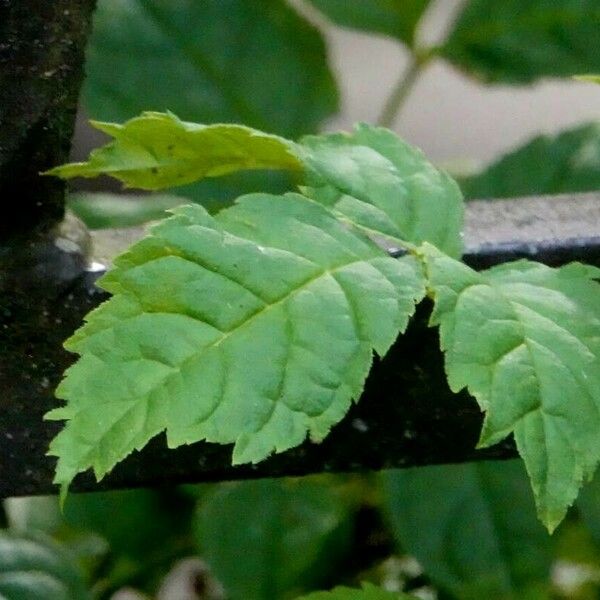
[177,170,296,214]
[50,118,464,259]
[302,124,464,257]
[47,112,303,189]
[574,74,600,84]
[462,123,600,199]
[576,473,600,548]
[442,1,600,84]
[47,194,426,491]
[63,489,193,562]
[306,0,431,47]
[382,462,552,599]
[5,490,195,594]
[424,244,600,531]
[297,582,416,599]
[194,478,353,599]
[84,0,338,137]
[68,192,185,229]
[0,531,90,600]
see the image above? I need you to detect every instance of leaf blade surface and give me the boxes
[298,582,417,599]
[47,112,303,189]
[442,0,600,84]
[462,123,600,199]
[302,124,464,257]
[306,0,430,46]
[425,245,600,530]
[48,195,425,490]
[382,461,552,598]
[194,478,353,599]
[0,532,90,600]
[84,0,338,136]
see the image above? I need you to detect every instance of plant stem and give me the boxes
[377,57,424,128]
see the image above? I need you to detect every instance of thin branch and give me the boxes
[377,56,425,129]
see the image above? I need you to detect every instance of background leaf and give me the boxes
[441,0,600,84]
[426,248,600,531]
[382,461,552,599]
[462,123,600,199]
[68,192,185,229]
[306,0,431,47]
[63,490,192,567]
[297,582,417,599]
[48,195,425,490]
[0,531,90,600]
[84,0,338,137]
[577,474,600,550]
[81,0,338,211]
[194,477,354,599]
[4,490,196,596]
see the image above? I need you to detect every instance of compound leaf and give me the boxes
[47,194,425,492]
[382,462,551,599]
[306,0,431,47]
[0,531,90,600]
[297,583,417,599]
[302,124,464,257]
[462,123,600,199]
[424,244,600,531]
[442,0,600,84]
[47,112,303,189]
[194,478,353,599]
[84,0,338,137]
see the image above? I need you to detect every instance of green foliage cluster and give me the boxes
[49,112,600,537]
[3,1,600,599]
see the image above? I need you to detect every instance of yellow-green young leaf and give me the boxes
[301,124,464,258]
[574,74,600,84]
[306,0,431,47]
[47,112,303,189]
[297,583,416,599]
[424,244,600,531]
[47,194,425,492]
[49,118,463,255]
[0,532,91,600]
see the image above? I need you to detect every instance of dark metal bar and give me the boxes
[0,0,98,497]
[463,193,600,268]
[1,192,599,497]
[0,0,96,240]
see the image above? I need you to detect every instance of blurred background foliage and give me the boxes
[5,0,600,598]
